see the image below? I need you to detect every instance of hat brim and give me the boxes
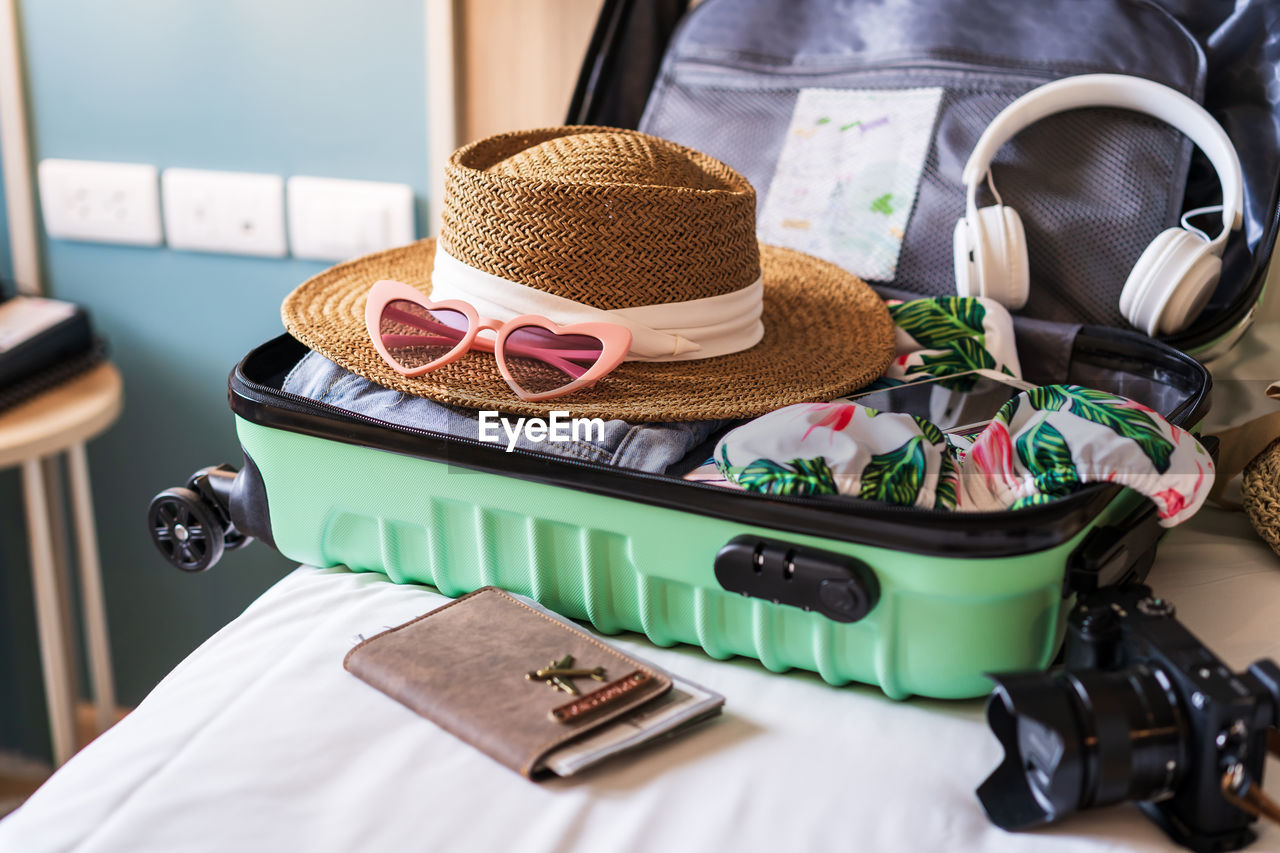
[281,238,895,423]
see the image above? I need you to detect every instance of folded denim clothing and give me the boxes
[282,350,727,473]
[698,385,1213,526]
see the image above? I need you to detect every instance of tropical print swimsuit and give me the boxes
[690,296,1213,527]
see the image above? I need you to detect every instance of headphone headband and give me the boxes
[962,74,1244,244]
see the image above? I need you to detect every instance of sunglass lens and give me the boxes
[502,325,605,396]
[378,301,469,370]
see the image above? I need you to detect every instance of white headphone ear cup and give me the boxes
[976,206,1006,302]
[998,206,1029,310]
[953,217,978,298]
[1121,228,1217,336]
[1120,228,1181,324]
[1159,251,1220,336]
[968,205,1028,309]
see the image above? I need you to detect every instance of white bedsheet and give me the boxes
[6,314,1280,853]
[1,502,1278,853]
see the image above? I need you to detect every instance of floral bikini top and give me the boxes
[692,296,1212,527]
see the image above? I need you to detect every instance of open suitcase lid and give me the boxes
[568,0,1280,357]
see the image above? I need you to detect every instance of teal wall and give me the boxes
[1,0,429,756]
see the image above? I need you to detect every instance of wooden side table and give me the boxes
[0,362,122,765]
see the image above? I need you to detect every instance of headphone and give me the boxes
[953,74,1243,336]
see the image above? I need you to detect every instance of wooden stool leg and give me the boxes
[40,456,80,714]
[66,442,116,734]
[20,457,75,765]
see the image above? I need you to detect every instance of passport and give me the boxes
[344,586,723,778]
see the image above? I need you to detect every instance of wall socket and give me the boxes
[39,159,412,260]
[38,159,163,246]
[287,175,414,262]
[161,168,287,257]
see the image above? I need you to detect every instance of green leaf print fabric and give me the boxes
[702,385,1213,526]
[888,297,989,348]
[960,385,1211,525]
[689,297,1210,526]
[734,455,838,496]
[1023,385,1174,473]
[712,402,948,508]
[1013,419,1082,498]
[859,437,929,504]
[882,296,1021,389]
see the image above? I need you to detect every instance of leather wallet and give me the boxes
[344,586,673,778]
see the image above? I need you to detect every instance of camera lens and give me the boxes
[978,665,1188,830]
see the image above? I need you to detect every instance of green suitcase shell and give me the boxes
[150,329,1207,700]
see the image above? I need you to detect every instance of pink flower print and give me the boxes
[1154,488,1187,520]
[968,420,1019,494]
[802,403,857,441]
[895,353,911,366]
[1156,461,1209,521]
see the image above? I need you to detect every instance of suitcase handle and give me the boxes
[1065,435,1217,596]
[1064,500,1166,595]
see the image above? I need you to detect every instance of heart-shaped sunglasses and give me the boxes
[365,279,633,402]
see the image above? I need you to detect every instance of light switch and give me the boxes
[161,168,286,257]
[287,176,415,262]
[38,159,163,246]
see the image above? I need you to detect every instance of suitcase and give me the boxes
[146,0,1277,700]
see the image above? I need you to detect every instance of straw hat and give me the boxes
[282,126,894,422]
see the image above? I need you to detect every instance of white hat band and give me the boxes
[429,248,764,361]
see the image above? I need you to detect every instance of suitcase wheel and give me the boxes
[147,486,227,572]
[186,465,250,552]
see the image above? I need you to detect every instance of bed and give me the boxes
[3,326,1279,853]
[0,506,1275,852]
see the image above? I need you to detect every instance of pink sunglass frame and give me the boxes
[365,279,633,402]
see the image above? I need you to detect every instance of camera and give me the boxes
[977,584,1280,851]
